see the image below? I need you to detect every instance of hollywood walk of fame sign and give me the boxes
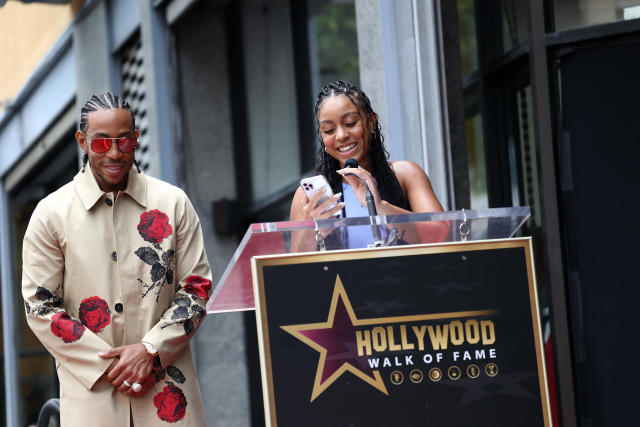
[252,238,552,427]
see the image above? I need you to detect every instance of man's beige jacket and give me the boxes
[22,165,211,426]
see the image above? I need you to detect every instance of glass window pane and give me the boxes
[501,0,529,51]
[554,0,640,32]
[242,1,302,202]
[308,0,359,92]
[457,0,479,76]
[466,113,489,209]
[461,0,529,65]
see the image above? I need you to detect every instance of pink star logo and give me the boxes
[281,276,388,401]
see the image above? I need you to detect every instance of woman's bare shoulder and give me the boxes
[390,160,443,212]
[390,160,428,180]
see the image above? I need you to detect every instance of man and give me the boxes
[22,92,211,426]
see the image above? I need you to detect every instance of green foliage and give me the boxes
[314,3,360,87]
[457,0,478,76]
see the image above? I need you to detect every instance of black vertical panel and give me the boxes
[225,0,252,206]
[289,0,315,174]
[474,1,503,63]
[482,74,514,207]
[474,1,514,208]
[558,41,640,426]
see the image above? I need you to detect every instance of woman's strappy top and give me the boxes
[340,182,382,248]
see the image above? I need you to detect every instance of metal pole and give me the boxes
[0,180,19,427]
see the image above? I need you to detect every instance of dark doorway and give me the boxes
[555,39,640,426]
[8,132,76,426]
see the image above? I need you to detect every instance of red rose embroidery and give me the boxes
[184,275,212,300]
[78,296,111,333]
[50,312,85,343]
[154,385,187,423]
[137,210,173,244]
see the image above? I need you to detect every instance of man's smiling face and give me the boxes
[76,108,138,194]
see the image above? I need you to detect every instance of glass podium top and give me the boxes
[206,207,530,313]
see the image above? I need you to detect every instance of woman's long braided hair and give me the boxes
[314,80,408,211]
[79,91,141,173]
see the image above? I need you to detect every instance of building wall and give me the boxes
[0,2,79,113]
[171,2,251,424]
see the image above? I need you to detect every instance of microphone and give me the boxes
[344,158,358,169]
[343,158,383,247]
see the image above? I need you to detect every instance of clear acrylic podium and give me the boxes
[206,207,530,313]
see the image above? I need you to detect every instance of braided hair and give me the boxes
[314,80,408,210]
[79,91,136,133]
[79,92,140,173]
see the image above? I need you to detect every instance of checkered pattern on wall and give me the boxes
[119,35,151,171]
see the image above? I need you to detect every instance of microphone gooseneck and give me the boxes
[343,159,377,216]
[342,158,383,246]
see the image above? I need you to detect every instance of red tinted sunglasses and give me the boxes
[89,137,138,153]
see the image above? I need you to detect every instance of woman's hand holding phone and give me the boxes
[290,176,344,253]
[299,175,343,220]
[304,189,343,220]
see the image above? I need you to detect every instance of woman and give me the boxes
[291,80,443,224]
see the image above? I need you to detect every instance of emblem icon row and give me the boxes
[390,363,498,385]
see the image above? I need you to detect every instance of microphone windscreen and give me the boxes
[344,158,358,169]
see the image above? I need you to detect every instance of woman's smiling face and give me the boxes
[317,94,375,169]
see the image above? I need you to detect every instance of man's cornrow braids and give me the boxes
[79,92,136,133]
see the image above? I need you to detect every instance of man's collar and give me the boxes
[123,165,147,207]
[74,164,147,210]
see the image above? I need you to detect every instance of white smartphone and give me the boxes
[300,175,338,212]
